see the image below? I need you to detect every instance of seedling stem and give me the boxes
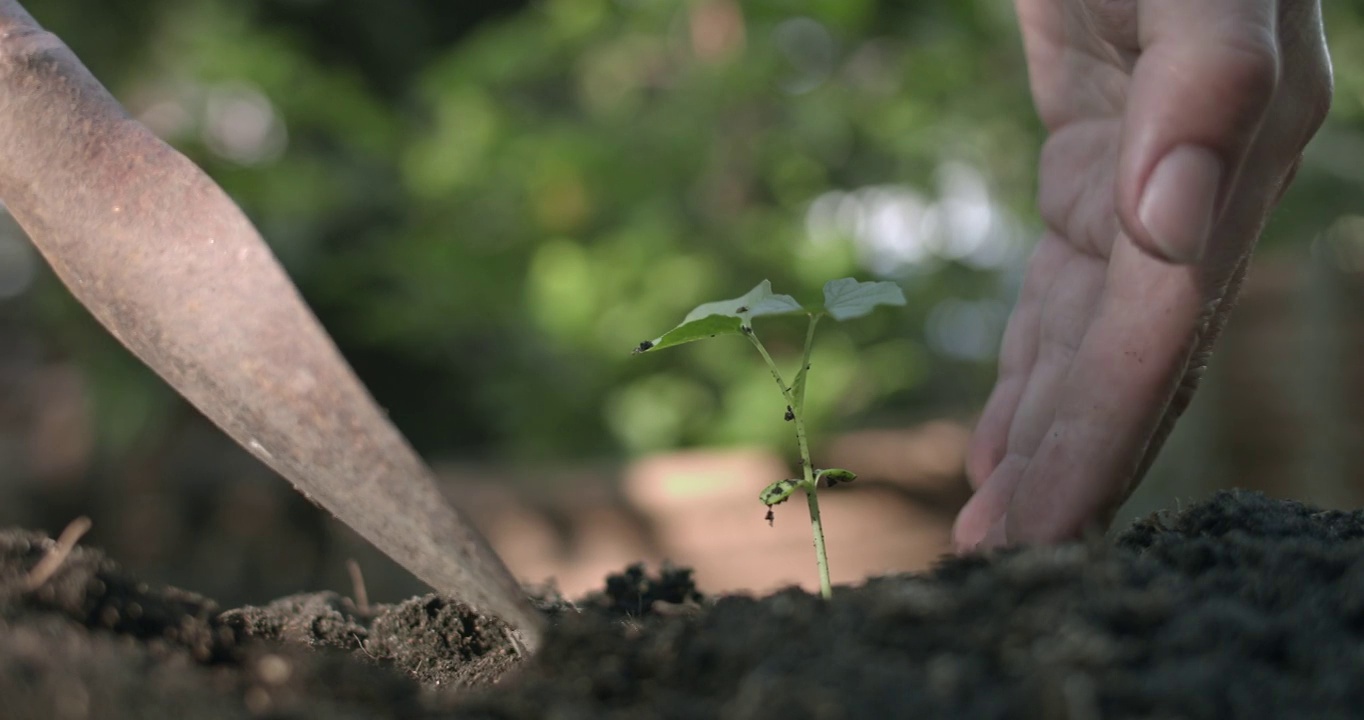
[744,316,831,598]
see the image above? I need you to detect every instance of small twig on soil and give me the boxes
[350,633,377,659]
[504,626,528,659]
[346,558,370,614]
[620,617,644,639]
[23,516,93,592]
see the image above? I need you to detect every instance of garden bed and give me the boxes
[3,489,1363,719]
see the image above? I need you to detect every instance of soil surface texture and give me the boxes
[4,489,1364,719]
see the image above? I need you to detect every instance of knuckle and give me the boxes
[1277,0,1333,132]
[1081,0,1138,49]
[1309,88,1332,133]
[1302,56,1333,132]
[1215,27,1281,109]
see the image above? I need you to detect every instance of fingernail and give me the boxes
[1137,145,1222,264]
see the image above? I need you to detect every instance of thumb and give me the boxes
[1118,0,1280,265]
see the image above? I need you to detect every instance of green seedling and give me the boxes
[634,278,906,598]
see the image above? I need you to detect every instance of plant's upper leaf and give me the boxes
[821,278,906,321]
[682,280,803,323]
[633,314,743,354]
[634,280,802,353]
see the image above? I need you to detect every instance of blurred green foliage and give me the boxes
[11,0,1364,467]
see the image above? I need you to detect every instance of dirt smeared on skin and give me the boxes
[5,490,1364,719]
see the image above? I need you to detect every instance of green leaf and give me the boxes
[815,468,857,487]
[821,278,907,321]
[633,314,742,354]
[758,478,804,507]
[683,279,803,323]
[760,478,807,527]
[634,280,803,353]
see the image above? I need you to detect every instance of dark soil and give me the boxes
[5,489,1364,719]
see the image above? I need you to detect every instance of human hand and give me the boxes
[953,0,1333,550]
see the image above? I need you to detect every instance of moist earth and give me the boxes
[3,489,1364,719]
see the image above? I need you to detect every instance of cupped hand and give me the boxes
[954,0,1333,550]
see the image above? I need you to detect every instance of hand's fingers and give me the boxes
[1127,3,1332,482]
[1124,12,1332,484]
[953,453,1028,550]
[997,238,1205,544]
[956,239,1105,549]
[1133,254,1248,481]
[967,381,1024,489]
[1001,249,1106,456]
[965,234,1071,488]
[1116,0,1280,264]
[1012,0,1067,123]
[992,35,1332,547]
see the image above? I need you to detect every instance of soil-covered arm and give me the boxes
[0,0,543,646]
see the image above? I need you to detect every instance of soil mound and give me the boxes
[4,489,1364,719]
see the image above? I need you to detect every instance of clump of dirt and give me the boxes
[0,528,432,719]
[5,490,1364,719]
